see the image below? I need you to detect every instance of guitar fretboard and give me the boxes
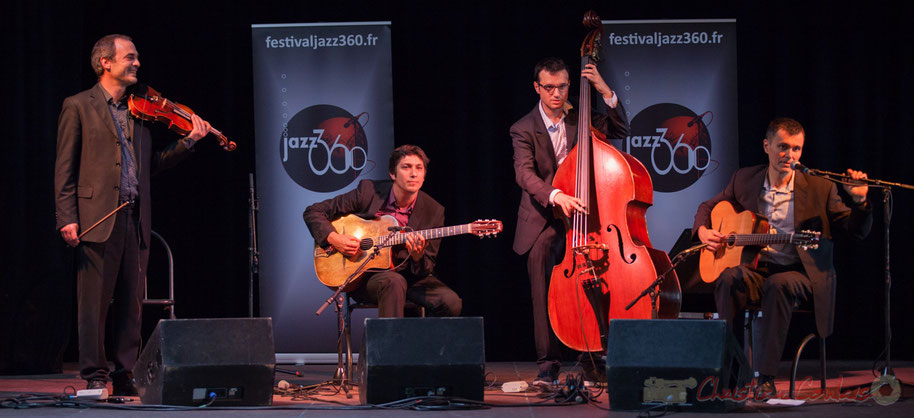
[372,223,475,247]
[725,233,797,247]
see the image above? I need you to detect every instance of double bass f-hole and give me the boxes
[606,224,638,264]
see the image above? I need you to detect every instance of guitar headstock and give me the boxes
[794,230,821,250]
[470,219,503,238]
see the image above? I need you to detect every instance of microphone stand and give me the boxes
[626,243,707,315]
[799,167,913,382]
[248,173,259,318]
[313,231,397,397]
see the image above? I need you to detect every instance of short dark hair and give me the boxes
[766,117,805,140]
[388,145,430,175]
[533,57,568,83]
[90,34,132,77]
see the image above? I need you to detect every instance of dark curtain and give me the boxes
[3,0,912,373]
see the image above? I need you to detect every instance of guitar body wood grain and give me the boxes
[699,201,769,283]
[313,215,397,291]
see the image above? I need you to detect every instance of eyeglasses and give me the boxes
[536,82,569,94]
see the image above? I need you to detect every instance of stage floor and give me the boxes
[1,361,911,416]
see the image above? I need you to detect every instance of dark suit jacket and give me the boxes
[303,179,445,281]
[511,102,629,255]
[54,83,192,246]
[692,165,873,336]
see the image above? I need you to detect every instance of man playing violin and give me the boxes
[54,34,211,395]
[511,57,629,386]
[693,117,872,399]
[303,145,462,318]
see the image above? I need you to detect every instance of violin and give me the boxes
[128,85,237,151]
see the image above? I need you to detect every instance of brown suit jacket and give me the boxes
[692,165,873,336]
[510,102,629,255]
[54,83,192,245]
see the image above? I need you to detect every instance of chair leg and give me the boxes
[790,333,816,399]
[344,295,354,391]
[819,337,826,393]
[745,310,755,371]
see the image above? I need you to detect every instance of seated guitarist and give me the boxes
[303,145,462,318]
[692,117,872,399]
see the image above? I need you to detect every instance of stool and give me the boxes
[334,295,425,393]
[745,307,826,399]
[143,230,176,319]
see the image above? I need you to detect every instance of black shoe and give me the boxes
[754,375,777,401]
[111,371,138,396]
[86,379,107,390]
[532,370,558,387]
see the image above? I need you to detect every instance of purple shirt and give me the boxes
[375,189,415,227]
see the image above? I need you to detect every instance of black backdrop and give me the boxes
[3,1,912,373]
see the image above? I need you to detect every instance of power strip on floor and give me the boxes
[76,388,108,400]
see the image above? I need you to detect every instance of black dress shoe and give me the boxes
[754,376,778,401]
[86,379,107,390]
[111,371,138,396]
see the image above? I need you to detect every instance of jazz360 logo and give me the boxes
[281,105,370,192]
[625,103,716,192]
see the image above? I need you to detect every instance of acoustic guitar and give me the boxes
[313,214,502,291]
[699,201,820,283]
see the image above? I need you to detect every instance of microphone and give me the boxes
[358,238,373,251]
[789,160,812,174]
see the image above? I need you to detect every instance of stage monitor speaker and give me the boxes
[133,318,275,406]
[359,317,484,405]
[606,319,751,412]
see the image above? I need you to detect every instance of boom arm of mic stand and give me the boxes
[625,243,707,311]
[804,169,914,191]
[315,246,381,316]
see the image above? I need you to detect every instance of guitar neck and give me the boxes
[373,224,474,247]
[726,233,798,247]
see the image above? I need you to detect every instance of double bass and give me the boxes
[547,11,680,353]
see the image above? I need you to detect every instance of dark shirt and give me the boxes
[100,86,138,202]
[374,189,415,227]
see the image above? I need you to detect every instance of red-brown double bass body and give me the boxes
[547,11,680,353]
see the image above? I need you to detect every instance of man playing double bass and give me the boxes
[693,117,872,399]
[55,34,211,395]
[511,57,629,386]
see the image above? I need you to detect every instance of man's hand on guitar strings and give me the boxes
[404,233,427,261]
[697,225,725,252]
[327,231,363,257]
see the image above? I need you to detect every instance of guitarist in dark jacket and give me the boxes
[303,145,461,317]
[693,117,872,398]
